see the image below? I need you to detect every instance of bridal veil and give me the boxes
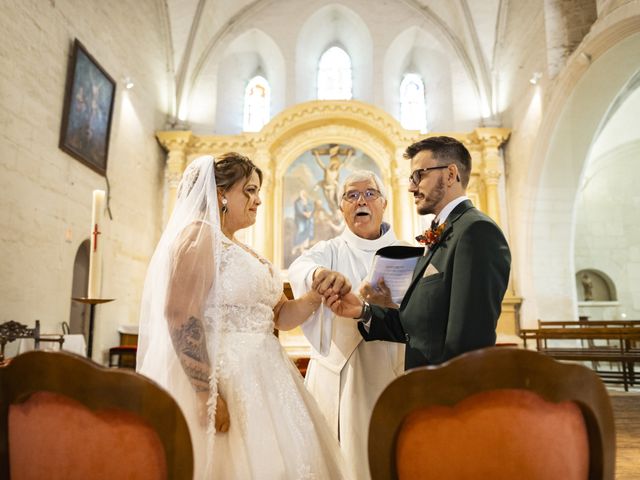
[137,155,222,476]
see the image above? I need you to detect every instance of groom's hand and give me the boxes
[312,268,351,296]
[325,291,363,319]
[360,279,398,309]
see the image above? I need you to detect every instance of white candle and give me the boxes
[87,190,105,299]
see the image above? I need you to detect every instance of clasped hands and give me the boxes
[311,267,397,319]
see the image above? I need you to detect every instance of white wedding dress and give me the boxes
[208,237,346,479]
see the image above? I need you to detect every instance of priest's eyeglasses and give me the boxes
[409,166,449,186]
[342,189,382,203]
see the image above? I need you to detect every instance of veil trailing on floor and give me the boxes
[137,155,222,476]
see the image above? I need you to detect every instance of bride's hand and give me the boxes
[215,395,230,433]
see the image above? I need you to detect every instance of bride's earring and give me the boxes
[221,197,228,225]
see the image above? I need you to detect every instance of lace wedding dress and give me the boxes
[208,237,346,479]
[137,155,346,479]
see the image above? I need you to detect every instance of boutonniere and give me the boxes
[416,222,447,248]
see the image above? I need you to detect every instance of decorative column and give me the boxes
[473,128,521,339]
[474,128,511,227]
[391,147,415,241]
[156,131,192,223]
[252,147,272,259]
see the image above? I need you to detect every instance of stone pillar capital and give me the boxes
[472,128,511,149]
[156,131,193,224]
[156,131,193,153]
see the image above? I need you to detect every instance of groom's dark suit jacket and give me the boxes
[358,200,511,369]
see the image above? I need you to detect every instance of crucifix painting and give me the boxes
[282,144,381,268]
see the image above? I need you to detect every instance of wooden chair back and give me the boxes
[0,351,193,480]
[369,347,615,480]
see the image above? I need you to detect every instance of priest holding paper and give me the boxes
[288,170,406,480]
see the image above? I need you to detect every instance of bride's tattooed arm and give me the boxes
[165,224,214,393]
[169,315,211,392]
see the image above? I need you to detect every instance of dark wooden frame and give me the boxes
[59,39,116,176]
[0,351,193,479]
[369,347,615,480]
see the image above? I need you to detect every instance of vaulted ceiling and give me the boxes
[159,0,504,124]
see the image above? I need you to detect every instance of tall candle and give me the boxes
[87,190,105,299]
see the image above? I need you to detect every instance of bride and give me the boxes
[137,153,346,479]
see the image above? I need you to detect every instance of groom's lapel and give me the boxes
[402,201,475,305]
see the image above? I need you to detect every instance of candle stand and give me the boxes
[71,297,115,359]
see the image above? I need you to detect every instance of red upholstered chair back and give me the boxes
[369,347,615,480]
[0,351,193,480]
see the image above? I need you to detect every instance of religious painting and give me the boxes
[59,39,116,176]
[282,144,382,268]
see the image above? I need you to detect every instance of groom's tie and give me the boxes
[430,218,440,231]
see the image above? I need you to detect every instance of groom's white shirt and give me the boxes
[434,195,469,224]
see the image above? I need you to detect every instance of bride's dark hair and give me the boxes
[214,152,263,191]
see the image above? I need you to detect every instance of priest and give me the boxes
[289,170,405,480]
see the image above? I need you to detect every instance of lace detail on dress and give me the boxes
[204,237,346,479]
[205,238,282,334]
[207,304,275,334]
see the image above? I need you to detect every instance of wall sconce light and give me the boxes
[529,72,542,85]
[123,76,134,89]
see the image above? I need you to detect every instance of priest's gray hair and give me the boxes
[338,170,387,201]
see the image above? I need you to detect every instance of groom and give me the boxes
[325,136,511,368]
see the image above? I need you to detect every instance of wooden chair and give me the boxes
[369,346,615,480]
[0,320,64,363]
[109,325,139,368]
[0,351,193,480]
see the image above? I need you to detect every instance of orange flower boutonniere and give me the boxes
[416,222,447,248]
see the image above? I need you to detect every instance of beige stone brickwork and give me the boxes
[0,0,170,362]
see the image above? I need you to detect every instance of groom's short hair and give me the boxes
[404,136,472,188]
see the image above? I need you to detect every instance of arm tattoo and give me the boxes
[169,316,211,392]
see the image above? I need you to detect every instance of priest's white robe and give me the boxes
[288,224,405,480]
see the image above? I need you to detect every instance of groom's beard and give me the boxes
[417,176,445,216]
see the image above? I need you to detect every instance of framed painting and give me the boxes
[282,143,382,268]
[59,39,116,176]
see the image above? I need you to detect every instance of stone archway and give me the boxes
[525,17,640,325]
[68,240,90,338]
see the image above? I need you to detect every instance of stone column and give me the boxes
[252,148,272,259]
[474,128,511,228]
[392,147,415,241]
[156,131,192,224]
[473,128,522,339]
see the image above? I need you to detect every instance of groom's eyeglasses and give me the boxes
[342,189,382,203]
[409,165,449,186]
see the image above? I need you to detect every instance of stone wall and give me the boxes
[575,138,640,320]
[0,0,170,362]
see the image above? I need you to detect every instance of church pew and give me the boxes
[519,326,640,391]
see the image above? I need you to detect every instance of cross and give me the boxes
[92,223,101,252]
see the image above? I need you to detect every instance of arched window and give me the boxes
[400,73,427,132]
[243,75,270,132]
[317,46,352,100]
